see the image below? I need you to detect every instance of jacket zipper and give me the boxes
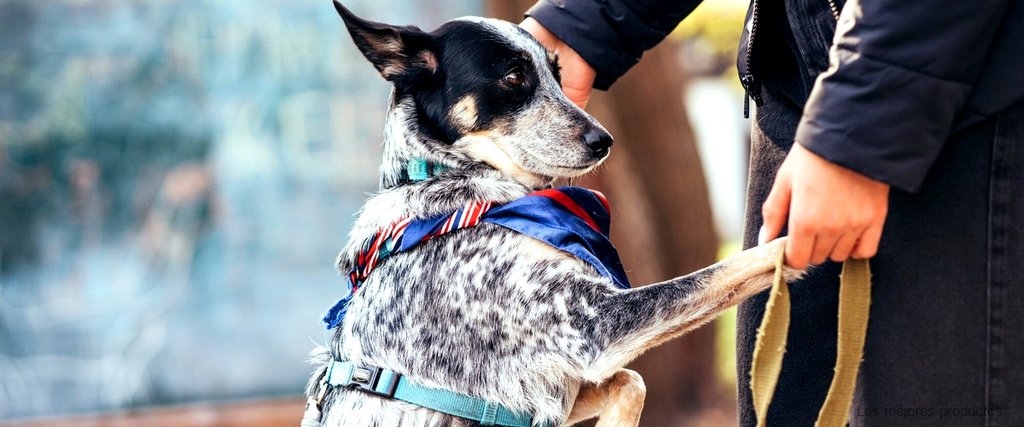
[743,0,840,118]
[741,0,763,118]
[827,0,840,21]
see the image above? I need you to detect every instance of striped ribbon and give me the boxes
[348,201,494,290]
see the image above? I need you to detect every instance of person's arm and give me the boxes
[762,0,1008,268]
[522,0,702,107]
[797,0,1008,193]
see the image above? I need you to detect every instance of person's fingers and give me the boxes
[562,76,593,109]
[760,168,792,245]
[784,190,814,269]
[784,222,814,269]
[520,18,554,46]
[554,46,595,108]
[809,231,840,266]
[520,17,595,109]
[851,221,884,259]
[828,231,862,263]
[564,87,591,109]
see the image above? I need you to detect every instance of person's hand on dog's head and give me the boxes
[520,18,595,109]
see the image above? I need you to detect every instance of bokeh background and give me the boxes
[0,0,752,425]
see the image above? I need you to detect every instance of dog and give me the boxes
[304,2,800,426]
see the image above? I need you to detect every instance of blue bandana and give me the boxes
[322,186,630,329]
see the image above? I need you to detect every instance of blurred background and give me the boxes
[0,0,751,425]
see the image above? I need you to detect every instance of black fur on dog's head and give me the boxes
[334,1,612,189]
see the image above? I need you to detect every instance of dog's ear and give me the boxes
[333,1,437,85]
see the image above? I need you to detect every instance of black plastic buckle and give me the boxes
[344,365,401,398]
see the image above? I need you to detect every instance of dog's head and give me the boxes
[334,1,612,189]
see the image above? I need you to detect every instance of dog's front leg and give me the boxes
[585,238,801,380]
[566,369,646,427]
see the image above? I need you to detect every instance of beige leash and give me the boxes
[750,250,872,427]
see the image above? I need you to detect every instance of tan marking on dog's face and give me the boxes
[460,131,549,188]
[450,96,478,131]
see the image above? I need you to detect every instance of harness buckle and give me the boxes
[343,364,401,398]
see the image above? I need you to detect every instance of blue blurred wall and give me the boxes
[0,0,480,420]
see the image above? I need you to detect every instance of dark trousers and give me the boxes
[736,89,1024,426]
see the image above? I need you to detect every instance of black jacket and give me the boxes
[527,0,1024,192]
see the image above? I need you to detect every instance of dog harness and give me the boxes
[302,360,551,427]
[309,186,629,427]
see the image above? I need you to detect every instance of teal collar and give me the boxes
[406,158,448,182]
[325,360,549,427]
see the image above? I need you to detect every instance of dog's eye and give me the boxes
[504,70,525,86]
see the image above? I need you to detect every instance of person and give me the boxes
[520,0,1024,425]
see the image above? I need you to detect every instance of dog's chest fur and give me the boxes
[313,176,622,425]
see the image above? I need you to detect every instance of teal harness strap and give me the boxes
[326,361,546,427]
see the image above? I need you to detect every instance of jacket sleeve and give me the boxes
[795,0,1008,192]
[525,0,702,90]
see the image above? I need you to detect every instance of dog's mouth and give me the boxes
[538,159,602,176]
[533,146,608,177]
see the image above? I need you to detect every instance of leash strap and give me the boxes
[818,259,872,426]
[323,360,545,427]
[749,249,790,427]
[750,250,872,427]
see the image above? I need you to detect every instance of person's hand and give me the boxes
[760,143,890,269]
[520,17,596,109]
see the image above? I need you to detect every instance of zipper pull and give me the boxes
[741,74,764,118]
[744,88,751,119]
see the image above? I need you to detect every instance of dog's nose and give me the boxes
[583,127,613,158]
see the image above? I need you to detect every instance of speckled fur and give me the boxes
[307,5,802,426]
